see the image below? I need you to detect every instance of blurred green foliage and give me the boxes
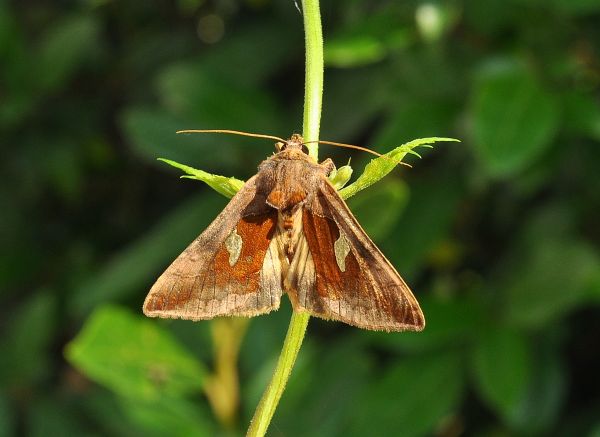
[1,0,600,436]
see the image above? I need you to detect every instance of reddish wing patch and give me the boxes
[213,213,276,293]
[302,212,354,301]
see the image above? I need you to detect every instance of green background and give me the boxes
[2,0,600,435]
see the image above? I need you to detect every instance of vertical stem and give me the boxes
[246,1,323,436]
[302,0,323,159]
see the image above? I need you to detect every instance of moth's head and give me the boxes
[275,134,306,153]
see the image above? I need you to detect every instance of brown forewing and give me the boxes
[143,176,282,320]
[295,178,425,332]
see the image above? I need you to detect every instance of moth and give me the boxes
[143,133,425,332]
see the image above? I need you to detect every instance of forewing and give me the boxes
[143,176,283,320]
[295,179,425,332]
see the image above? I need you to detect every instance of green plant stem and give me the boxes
[246,1,323,436]
[302,0,323,159]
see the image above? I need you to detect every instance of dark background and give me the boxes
[2,0,600,436]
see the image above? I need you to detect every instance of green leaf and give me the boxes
[346,352,464,437]
[347,178,409,241]
[471,64,560,176]
[158,158,243,198]
[65,305,205,400]
[70,194,225,315]
[339,137,458,199]
[328,164,353,190]
[471,326,533,422]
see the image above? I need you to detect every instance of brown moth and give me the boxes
[143,134,425,332]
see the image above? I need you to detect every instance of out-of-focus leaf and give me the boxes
[365,295,485,353]
[37,15,100,91]
[552,0,600,14]
[158,158,244,198]
[504,238,600,328]
[374,99,458,149]
[192,20,301,86]
[471,326,533,422]
[272,339,372,437]
[346,352,464,437]
[28,398,87,437]
[156,65,287,135]
[348,178,409,241]
[325,36,387,67]
[471,63,560,176]
[382,171,463,278]
[498,205,600,327]
[70,193,225,315]
[0,393,14,437]
[45,142,83,201]
[321,66,391,140]
[563,91,600,141]
[0,291,56,388]
[121,107,241,170]
[324,6,411,67]
[339,137,458,199]
[66,305,205,400]
[508,329,566,433]
[120,396,213,437]
[463,0,517,34]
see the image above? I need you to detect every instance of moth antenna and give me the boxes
[302,140,383,157]
[177,129,287,143]
[302,140,412,167]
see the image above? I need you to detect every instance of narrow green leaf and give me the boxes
[159,158,244,198]
[65,305,205,400]
[339,137,458,199]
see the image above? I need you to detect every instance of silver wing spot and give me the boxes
[334,231,351,272]
[224,228,243,266]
